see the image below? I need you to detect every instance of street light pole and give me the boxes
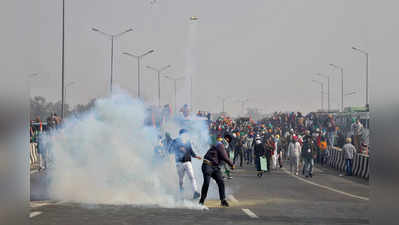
[123,50,155,98]
[190,76,193,112]
[330,64,344,112]
[110,36,114,93]
[312,80,324,111]
[165,76,185,113]
[352,47,369,108]
[61,0,66,119]
[147,65,171,107]
[316,73,330,112]
[218,97,230,114]
[92,27,133,94]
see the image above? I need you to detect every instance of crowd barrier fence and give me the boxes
[29,143,39,167]
[326,147,369,179]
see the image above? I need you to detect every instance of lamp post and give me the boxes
[92,27,133,94]
[345,91,356,97]
[312,80,324,111]
[352,46,369,108]
[28,73,39,79]
[164,75,185,113]
[147,65,171,107]
[218,96,231,114]
[189,16,198,110]
[234,98,249,116]
[330,64,344,112]
[316,73,330,112]
[61,0,66,119]
[123,50,155,98]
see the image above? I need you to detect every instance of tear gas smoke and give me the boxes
[42,90,215,209]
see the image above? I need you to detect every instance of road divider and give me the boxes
[326,147,369,179]
[29,143,39,166]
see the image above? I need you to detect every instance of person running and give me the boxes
[200,134,235,207]
[169,129,202,199]
[288,136,301,176]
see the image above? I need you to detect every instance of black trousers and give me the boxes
[200,164,226,202]
[266,154,271,171]
[245,148,253,164]
[233,148,243,167]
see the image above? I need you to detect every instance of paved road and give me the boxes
[30,163,369,225]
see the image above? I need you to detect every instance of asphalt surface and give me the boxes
[30,162,369,225]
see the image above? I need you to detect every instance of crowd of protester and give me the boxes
[29,107,369,207]
[209,112,369,178]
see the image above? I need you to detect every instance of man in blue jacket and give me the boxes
[169,129,202,199]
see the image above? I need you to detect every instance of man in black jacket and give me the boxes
[199,134,235,207]
[302,131,316,178]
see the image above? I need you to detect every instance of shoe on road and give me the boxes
[221,200,230,207]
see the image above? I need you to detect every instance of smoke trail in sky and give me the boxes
[42,89,211,209]
[177,19,198,111]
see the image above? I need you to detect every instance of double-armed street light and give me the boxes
[312,79,324,111]
[352,46,369,108]
[329,63,344,112]
[123,50,155,98]
[164,75,185,113]
[316,73,331,112]
[147,65,172,107]
[92,27,133,94]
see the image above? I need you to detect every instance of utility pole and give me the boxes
[316,73,330,112]
[147,65,171,107]
[61,0,65,119]
[164,76,185,113]
[352,47,369,108]
[92,27,133,94]
[312,80,324,111]
[123,50,155,98]
[330,64,344,112]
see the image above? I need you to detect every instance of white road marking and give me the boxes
[227,194,239,203]
[31,202,53,208]
[242,208,258,219]
[31,200,67,208]
[282,168,369,201]
[29,211,42,218]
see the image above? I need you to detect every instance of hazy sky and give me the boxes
[35,0,371,116]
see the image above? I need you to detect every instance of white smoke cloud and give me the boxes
[42,90,213,209]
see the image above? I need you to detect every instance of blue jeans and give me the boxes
[328,132,335,147]
[245,148,253,164]
[303,158,313,176]
[346,159,353,176]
